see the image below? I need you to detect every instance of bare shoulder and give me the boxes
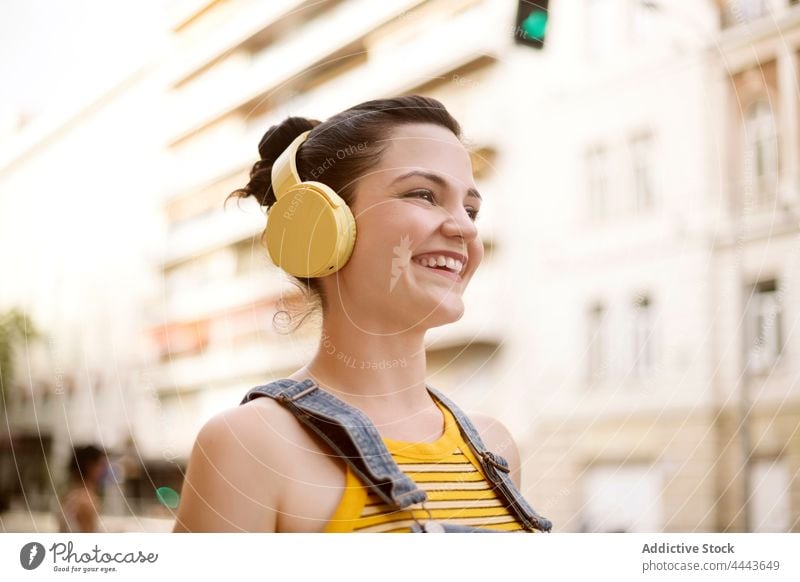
[172,398,301,532]
[467,411,522,489]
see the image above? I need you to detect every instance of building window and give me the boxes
[588,303,608,381]
[628,132,656,212]
[743,100,780,208]
[585,145,610,222]
[748,457,791,532]
[726,0,772,25]
[745,279,783,374]
[632,294,655,377]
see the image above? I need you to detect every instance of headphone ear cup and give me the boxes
[263,182,356,278]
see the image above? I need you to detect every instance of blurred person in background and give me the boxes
[56,444,108,533]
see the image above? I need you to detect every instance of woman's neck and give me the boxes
[295,317,434,417]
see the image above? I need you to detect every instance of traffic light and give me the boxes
[514,1,549,49]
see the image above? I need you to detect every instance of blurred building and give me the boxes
[0,0,797,532]
[0,2,173,527]
[712,0,800,532]
[511,0,799,533]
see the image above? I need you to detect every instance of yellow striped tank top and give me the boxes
[323,397,531,533]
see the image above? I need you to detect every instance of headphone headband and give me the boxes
[271,130,312,201]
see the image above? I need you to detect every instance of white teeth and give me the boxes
[412,254,466,274]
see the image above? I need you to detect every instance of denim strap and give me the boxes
[240,378,428,510]
[424,385,554,533]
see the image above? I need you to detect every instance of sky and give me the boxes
[0,0,166,126]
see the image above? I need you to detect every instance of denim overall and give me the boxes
[240,378,553,533]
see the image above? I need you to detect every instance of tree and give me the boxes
[0,308,39,412]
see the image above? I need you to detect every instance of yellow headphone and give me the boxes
[262,130,357,278]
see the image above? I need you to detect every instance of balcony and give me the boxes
[162,201,264,267]
[162,268,295,325]
[165,0,427,144]
[276,1,503,119]
[152,327,312,392]
[720,0,799,29]
[719,0,800,58]
[167,0,310,84]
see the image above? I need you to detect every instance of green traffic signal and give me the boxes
[521,10,548,41]
[514,1,549,49]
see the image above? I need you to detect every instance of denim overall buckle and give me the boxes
[480,451,511,473]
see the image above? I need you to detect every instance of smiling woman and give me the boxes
[172,95,552,534]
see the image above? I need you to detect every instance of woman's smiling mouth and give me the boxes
[411,253,465,282]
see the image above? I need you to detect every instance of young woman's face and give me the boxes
[330,122,484,333]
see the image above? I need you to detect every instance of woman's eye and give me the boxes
[407,189,436,203]
[406,190,480,221]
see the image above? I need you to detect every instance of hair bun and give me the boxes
[258,116,318,160]
[226,116,321,209]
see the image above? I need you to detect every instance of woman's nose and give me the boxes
[441,206,478,241]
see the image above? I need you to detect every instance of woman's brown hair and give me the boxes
[225,95,462,333]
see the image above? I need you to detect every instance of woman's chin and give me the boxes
[387,274,467,328]
[424,314,462,330]
[412,298,465,329]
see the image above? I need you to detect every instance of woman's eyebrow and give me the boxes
[390,170,482,201]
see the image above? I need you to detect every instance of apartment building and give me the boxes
[711,0,800,532]
[508,0,799,532]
